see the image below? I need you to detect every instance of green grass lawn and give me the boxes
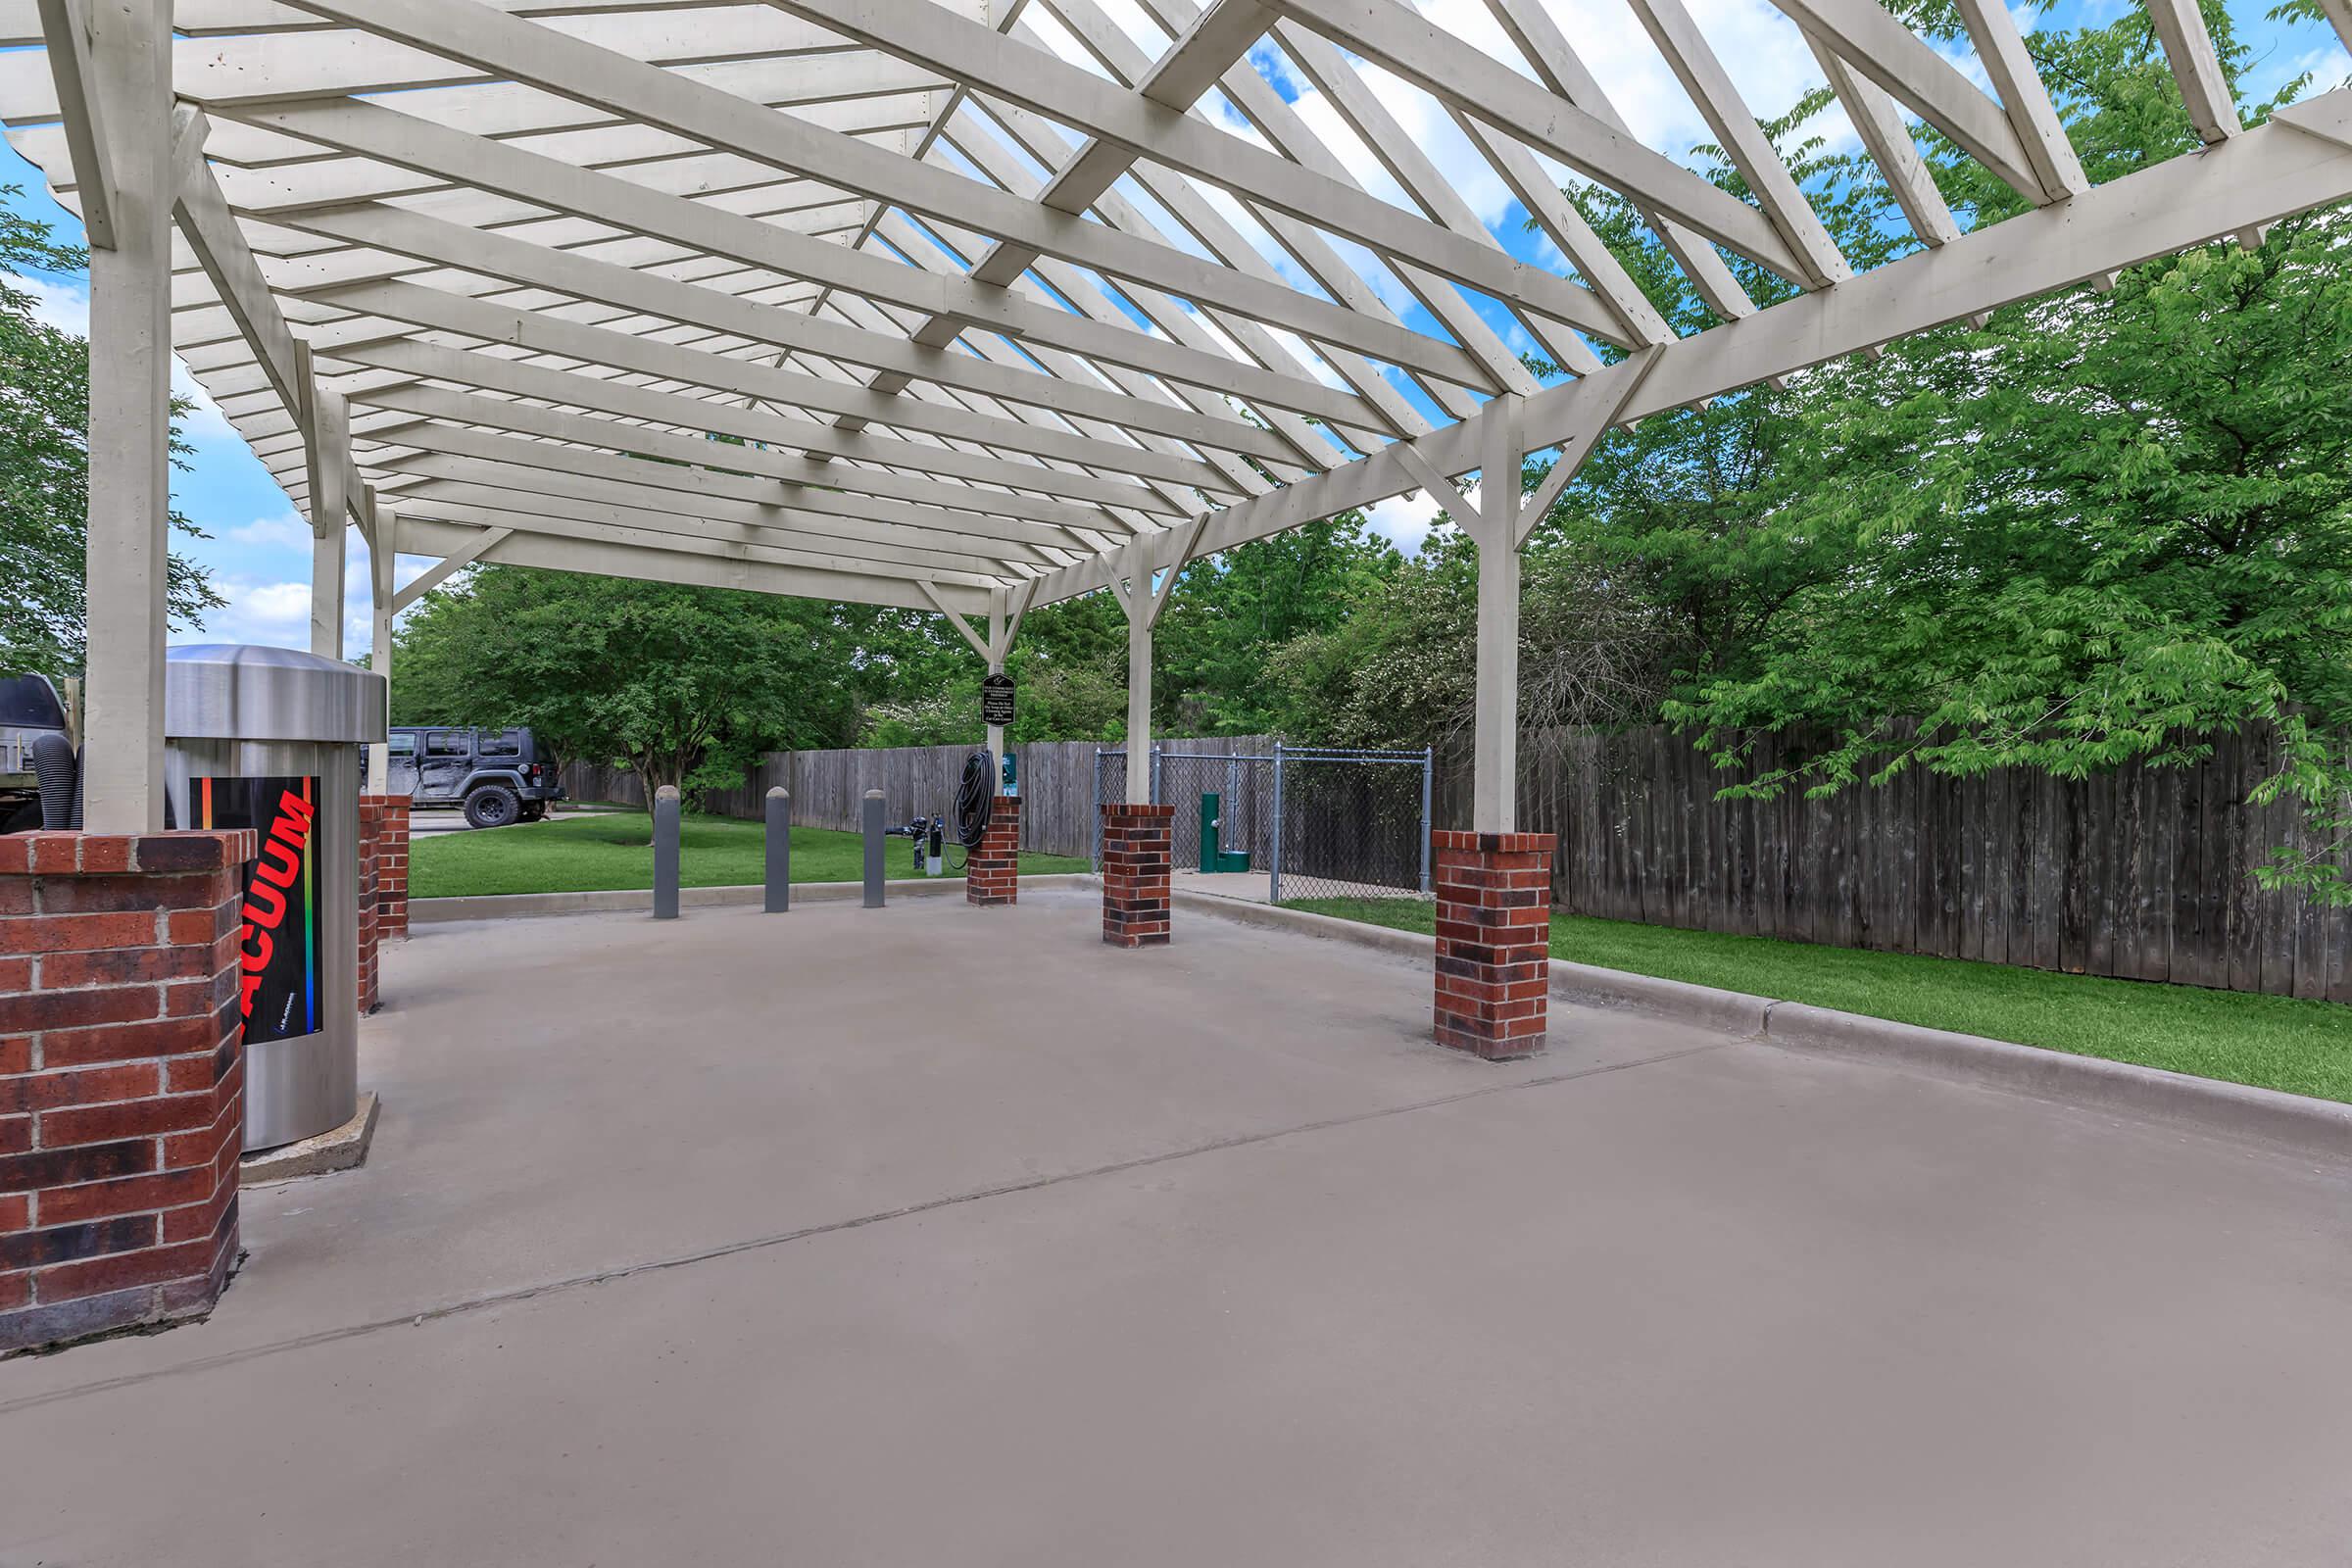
[413,808,1090,900]
[1288,896,2352,1103]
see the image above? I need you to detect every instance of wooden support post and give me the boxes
[367,503,396,789]
[308,385,350,661]
[76,0,171,834]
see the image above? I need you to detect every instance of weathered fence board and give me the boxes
[1428,723,2348,1003]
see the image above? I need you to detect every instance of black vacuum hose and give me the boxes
[31,731,82,830]
[954,748,995,849]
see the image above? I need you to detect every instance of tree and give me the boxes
[393,567,865,799]
[1544,7,2352,901]
[0,188,221,674]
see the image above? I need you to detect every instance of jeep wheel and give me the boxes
[464,784,520,830]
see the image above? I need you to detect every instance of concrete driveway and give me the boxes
[4,891,2347,1565]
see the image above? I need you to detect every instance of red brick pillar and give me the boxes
[1433,830,1554,1060]
[1100,804,1175,948]
[357,796,384,1014]
[1,829,253,1355]
[966,797,1021,907]
[375,795,411,940]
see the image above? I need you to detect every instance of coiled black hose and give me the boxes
[954,747,995,849]
[31,731,82,830]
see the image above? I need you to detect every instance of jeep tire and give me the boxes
[464,784,520,830]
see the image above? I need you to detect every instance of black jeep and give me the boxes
[388,725,565,829]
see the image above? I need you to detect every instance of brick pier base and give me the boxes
[966,797,1021,906]
[1100,804,1175,948]
[373,795,411,941]
[1,830,253,1355]
[1433,830,1555,1060]
[358,796,383,1015]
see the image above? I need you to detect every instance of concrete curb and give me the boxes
[415,874,1097,924]
[1761,1004,2352,1162]
[1166,888,2351,1165]
[241,1092,379,1184]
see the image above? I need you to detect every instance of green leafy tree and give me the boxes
[393,567,865,799]
[0,189,221,674]
[1545,7,2352,900]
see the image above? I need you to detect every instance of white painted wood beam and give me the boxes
[390,520,507,611]
[1621,0,1849,285]
[270,0,1494,390]
[309,278,1240,492]
[78,0,171,831]
[1806,32,1959,247]
[325,334,1189,516]
[1026,96,2352,608]
[370,449,1055,573]
[1260,0,1812,280]
[1475,0,1754,321]
[2142,0,2242,144]
[33,0,113,246]
[393,513,983,613]
[393,476,1015,584]
[348,378,1134,538]
[1758,0,2046,199]
[774,0,1609,343]
[1949,0,2088,199]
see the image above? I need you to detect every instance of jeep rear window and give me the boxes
[424,731,466,757]
[0,675,66,729]
[480,732,520,757]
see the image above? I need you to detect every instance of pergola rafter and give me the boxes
[2,0,2345,838]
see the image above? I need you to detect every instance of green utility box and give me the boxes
[1199,792,1251,873]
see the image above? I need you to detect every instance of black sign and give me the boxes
[196,775,324,1045]
[980,673,1016,727]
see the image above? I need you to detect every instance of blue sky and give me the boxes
[1,0,2342,646]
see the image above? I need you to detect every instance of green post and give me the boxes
[1199,791,1220,874]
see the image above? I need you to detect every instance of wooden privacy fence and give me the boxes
[1434,724,2351,1003]
[562,734,1279,859]
[565,724,2349,1000]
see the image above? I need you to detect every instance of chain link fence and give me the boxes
[1094,744,1431,906]
[1269,748,1431,905]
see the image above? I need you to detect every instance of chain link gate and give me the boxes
[1094,744,1432,906]
[1268,746,1432,905]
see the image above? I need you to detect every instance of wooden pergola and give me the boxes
[8,0,2351,834]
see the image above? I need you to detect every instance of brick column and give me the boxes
[1100,804,1175,948]
[374,795,411,940]
[1433,830,1554,1060]
[966,797,1021,907]
[1,830,252,1355]
[357,796,384,1015]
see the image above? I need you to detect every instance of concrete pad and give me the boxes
[4,891,2347,1565]
[239,1091,380,1184]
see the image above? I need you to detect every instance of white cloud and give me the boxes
[21,274,88,335]
[178,533,435,662]
[225,512,311,552]
[1364,489,1444,554]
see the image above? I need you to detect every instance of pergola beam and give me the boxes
[1027,94,2352,605]
[33,0,113,247]
[272,0,1496,390]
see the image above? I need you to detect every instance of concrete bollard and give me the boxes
[861,788,886,908]
[653,785,681,920]
[765,786,791,913]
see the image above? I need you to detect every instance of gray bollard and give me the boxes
[764,786,791,913]
[652,785,681,920]
[861,788,886,908]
